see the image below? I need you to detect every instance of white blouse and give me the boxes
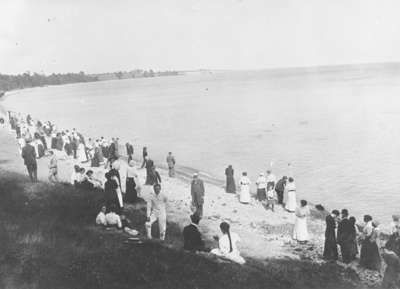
[219,232,241,255]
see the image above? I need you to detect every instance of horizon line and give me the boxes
[2,61,400,76]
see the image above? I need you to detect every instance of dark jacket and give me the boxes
[337,218,352,245]
[275,178,286,192]
[21,144,37,166]
[126,143,134,156]
[183,224,205,252]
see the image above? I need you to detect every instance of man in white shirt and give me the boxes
[146,183,168,240]
[105,205,122,228]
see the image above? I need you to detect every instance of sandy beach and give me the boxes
[0,123,388,288]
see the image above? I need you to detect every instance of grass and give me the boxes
[0,169,365,289]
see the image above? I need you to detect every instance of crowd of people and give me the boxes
[6,111,400,285]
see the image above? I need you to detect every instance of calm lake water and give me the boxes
[3,65,400,222]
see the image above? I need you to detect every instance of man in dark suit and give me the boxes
[183,214,206,252]
[21,139,38,182]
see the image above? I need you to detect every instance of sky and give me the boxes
[0,0,400,74]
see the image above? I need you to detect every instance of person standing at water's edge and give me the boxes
[239,172,251,204]
[146,183,168,240]
[266,170,276,189]
[285,177,296,212]
[166,152,176,177]
[255,172,267,202]
[21,138,38,182]
[323,210,339,261]
[225,165,236,194]
[191,173,205,218]
[275,176,287,205]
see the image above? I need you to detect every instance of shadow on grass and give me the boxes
[0,169,363,289]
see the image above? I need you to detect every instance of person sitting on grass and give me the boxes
[183,213,207,252]
[48,150,59,183]
[81,170,103,190]
[105,205,122,229]
[70,165,81,187]
[120,214,139,236]
[211,222,245,264]
[96,205,107,226]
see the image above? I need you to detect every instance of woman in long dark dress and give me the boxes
[360,215,381,271]
[147,166,161,186]
[323,210,339,261]
[348,216,359,261]
[225,165,236,194]
[125,160,138,203]
[104,172,119,211]
[144,158,154,185]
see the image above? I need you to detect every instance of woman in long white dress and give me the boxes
[285,177,297,212]
[293,200,310,243]
[211,222,246,264]
[239,172,251,204]
[77,141,88,163]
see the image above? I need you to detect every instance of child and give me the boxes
[265,184,275,211]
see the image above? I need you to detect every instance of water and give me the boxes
[3,65,400,222]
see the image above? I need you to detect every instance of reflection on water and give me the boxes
[3,66,400,221]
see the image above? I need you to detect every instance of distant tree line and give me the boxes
[0,69,180,92]
[94,69,180,81]
[0,72,98,92]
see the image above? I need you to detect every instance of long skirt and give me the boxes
[38,143,45,158]
[51,137,57,149]
[293,217,309,241]
[211,248,245,265]
[285,191,296,212]
[64,143,72,156]
[77,146,88,163]
[323,236,338,261]
[257,188,266,201]
[91,154,100,167]
[226,176,236,193]
[340,240,356,263]
[239,185,251,203]
[360,239,381,271]
[125,177,138,203]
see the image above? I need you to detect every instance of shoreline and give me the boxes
[0,126,383,288]
[0,109,391,287]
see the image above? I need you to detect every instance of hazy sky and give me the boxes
[1,0,399,74]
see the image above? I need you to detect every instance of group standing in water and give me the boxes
[7,111,400,279]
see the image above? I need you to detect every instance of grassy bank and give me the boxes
[0,169,365,289]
